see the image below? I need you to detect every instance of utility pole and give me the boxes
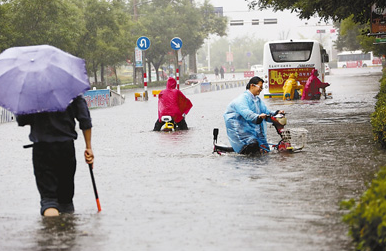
[133,0,143,86]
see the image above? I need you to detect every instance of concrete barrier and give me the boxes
[0,87,125,124]
[134,92,145,101]
[83,88,125,108]
[152,90,162,97]
[180,78,248,96]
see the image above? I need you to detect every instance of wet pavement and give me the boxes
[1,67,386,251]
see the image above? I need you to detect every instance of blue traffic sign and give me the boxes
[137,36,150,51]
[170,37,183,50]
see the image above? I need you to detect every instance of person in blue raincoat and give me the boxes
[224,76,285,154]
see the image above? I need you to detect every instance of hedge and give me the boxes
[341,167,386,250]
[371,68,386,147]
[341,68,386,250]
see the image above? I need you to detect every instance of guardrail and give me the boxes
[0,107,15,124]
[0,88,125,124]
[181,78,248,95]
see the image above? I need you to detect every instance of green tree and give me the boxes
[198,35,266,73]
[186,1,227,73]
[79,0,134,85]
[335,15,386,56]
[245,0,386,24]
[0,2,15,52]
[4,0,84,54]
[135,0,227,81]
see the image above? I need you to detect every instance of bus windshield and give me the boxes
[269,42,314,62]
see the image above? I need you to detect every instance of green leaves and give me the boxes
[371,72,386,147]
[245,0,386,24]
[342,165,386,250]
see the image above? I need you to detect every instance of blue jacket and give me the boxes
[224,90,275,153]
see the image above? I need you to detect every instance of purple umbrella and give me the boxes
[0,45,90,115]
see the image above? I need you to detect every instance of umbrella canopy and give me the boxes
[0,45,90,115]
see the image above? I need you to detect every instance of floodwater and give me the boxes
[1,67,386,251]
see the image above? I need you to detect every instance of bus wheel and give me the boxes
[362,64,367,67]
[343,65,346,68]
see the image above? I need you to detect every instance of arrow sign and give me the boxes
[137,36,150,51]
[171,37,183,50]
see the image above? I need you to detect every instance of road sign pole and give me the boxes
[144,72,148,101]
[176,68,179,90]
[143,50,148,100]
[171,37,183,89]
[136,36,150,100]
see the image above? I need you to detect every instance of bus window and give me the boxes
[269,42,313,62]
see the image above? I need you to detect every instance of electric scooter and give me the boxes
[213,114,308,155]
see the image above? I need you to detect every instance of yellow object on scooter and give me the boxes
[164,122,174,130]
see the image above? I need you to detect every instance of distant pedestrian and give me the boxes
[220,66,225,79]
[214,67,219,79]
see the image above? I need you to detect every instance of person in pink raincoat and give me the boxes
[301,69,330,100]
[153,77,193,131]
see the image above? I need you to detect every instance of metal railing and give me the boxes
[0,107,15,124]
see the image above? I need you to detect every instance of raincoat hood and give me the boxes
[166,77,177,89]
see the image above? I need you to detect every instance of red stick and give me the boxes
[88,164,102,212]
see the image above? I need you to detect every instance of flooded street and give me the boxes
[1,67,386,251]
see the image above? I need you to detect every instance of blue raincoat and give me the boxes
[224,90,275,153]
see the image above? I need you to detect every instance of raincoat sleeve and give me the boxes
[177,91,193,115]
[317,81,330,89]
[232,96,259,123]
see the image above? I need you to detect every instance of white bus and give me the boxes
[337,51,382,68]
[262,40,329,98]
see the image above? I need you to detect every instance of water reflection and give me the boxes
[35,215,78,250]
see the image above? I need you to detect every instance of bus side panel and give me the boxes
[265,68,314,98]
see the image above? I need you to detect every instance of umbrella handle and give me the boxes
[88,164,102,212]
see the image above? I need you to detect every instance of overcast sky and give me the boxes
[197,0,335,42]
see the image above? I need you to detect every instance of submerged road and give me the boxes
[0,67,386,251]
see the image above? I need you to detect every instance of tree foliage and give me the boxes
[245,0,386,24]
[334,15,386,56]
[0,0,226,84]
[136,0,227,78]
[198,35,267,71]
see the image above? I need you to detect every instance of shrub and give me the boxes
[371,70,386,147]
[341,166,386,250]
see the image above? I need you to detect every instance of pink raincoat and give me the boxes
[158,77,193,123]
[301,69,329,100]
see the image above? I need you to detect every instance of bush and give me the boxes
[341,166,386,250]
[371,69,386,147]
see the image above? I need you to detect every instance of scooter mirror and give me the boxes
[213,128,219,142]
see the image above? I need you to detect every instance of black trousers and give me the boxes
[32,141,76,215]
[153,118,188,131]
[239,142,261,155]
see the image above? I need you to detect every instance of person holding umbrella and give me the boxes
[0,45,95,216]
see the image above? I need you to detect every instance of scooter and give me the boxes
[160,115,176,132]
[213,114,308,155]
